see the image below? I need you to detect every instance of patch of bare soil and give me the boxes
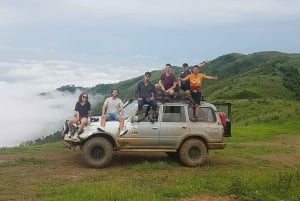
[0,134,299,201]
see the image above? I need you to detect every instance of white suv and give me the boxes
[63,100,231,168]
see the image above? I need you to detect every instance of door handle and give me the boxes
[152,127,158,129]
[182,126,187,129]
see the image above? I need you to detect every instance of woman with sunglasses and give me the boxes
[67,92,91,141]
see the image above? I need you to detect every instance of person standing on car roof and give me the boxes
[98,89,128,136]
[179,61,218,121]
[136,72,158,122]
[67,92,91,141]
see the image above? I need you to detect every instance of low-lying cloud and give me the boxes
[0,59,154,147]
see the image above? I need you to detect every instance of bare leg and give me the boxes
[68,117,77,132]
[119,116,124,131]
[185,90,192,101]
[167,89,175,96]
[78,117,88,134]
[155,84,164,94]
[194,104,200,118]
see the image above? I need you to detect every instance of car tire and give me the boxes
[82,137,114,168]
[179,139,207,167]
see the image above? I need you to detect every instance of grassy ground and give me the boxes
[1,126,299,201]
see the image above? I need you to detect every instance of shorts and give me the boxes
[106,113,120,121]
[180,85,190,92]
[191,91,201,105]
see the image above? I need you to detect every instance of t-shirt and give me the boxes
[179,70,192,90]
[136,81,157,99]
[75,102,91,117]
[104,97,123,114]
[185,73,207,91]
[160,72,177,90]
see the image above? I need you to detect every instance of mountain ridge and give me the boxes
[57,51,300,101]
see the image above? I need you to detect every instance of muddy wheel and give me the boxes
[179,139,207,167]
[82,137,113,168]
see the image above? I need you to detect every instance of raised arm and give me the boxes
[198,60,209,68]
[205,75,218,80]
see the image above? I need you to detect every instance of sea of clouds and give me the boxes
[0,59,153,147]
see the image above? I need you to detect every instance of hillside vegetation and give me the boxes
[4,52,299,201]
[56,51,300,125]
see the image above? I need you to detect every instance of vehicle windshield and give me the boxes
[124,101,137,118]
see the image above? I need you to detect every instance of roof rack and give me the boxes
[155,93,190,104]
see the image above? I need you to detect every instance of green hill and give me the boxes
[57,51,300,101]
[202,51,300,100]
[57,51,300,126]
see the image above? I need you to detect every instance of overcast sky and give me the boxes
[1,0,300,147]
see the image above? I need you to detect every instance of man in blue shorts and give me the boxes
[98,89,128,136]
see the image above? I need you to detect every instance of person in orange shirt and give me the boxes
[179,62,218,121]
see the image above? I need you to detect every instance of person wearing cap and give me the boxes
[135,72,158,122]
[178,63,192,102]
[155,64,177,97]
[179,62,218,121]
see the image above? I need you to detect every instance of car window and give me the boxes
[162,106,186,122]
[124,102,137,118]
[188,107,216,122]
[136,105,159,122]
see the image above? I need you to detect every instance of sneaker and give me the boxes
[97,127,105,132]
[119,130,128,136]
[72,133,80,142]
[150,117,156,123]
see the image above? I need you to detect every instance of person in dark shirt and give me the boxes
[67,92,91,141]
[136,71,157,112]
[178,63,192,102]
[136,72,158,122]
[155,64,177,96]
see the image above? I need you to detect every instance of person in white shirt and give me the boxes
[98,89,128,136]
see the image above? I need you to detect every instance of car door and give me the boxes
[159,105,188,147]
[188,106,223,141]
[124,105,160,148]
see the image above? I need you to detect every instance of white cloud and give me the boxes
[0,85,80,147]
[0,59,160,147]
[0,59,155,89]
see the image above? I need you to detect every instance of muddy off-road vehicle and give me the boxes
[63,100,231,168]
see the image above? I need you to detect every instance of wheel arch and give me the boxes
[83,133,117,149]
[178,135,208,151]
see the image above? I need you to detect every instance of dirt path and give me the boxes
[1,134,299,201]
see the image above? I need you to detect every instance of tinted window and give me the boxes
[162,106,186,122]
[188,107,216,122]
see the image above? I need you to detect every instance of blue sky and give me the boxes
[0,0,300,146]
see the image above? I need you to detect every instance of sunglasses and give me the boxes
[82,96,88,99]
